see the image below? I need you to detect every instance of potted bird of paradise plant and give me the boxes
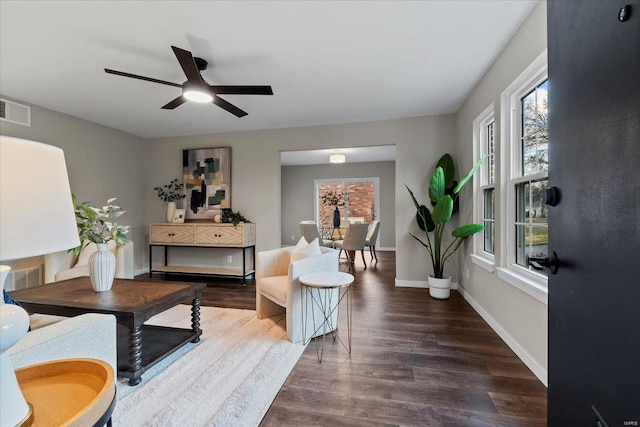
[405,154,484,299]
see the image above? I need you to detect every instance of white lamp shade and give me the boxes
[0,136,80,260]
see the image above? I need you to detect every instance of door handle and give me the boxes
[544,186,560,206]
[528,251,559,274]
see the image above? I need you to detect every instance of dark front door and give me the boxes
[548,1,640,425]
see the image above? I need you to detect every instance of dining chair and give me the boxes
[300,222,334,247]
[365,220,381,262]
[333,223,369,268]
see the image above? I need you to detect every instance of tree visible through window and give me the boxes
[515,79,548,274]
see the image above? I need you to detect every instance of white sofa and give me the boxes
[256,245,339,344]
[8,313,118,375]
[44,241,134,283]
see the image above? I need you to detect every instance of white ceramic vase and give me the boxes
[166,201,176,223]
[89,243,116,292]
[428,275,452,299]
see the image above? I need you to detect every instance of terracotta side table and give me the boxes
[15,358,116,427]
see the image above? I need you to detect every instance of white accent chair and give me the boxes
[300,222,334,248]
[44,241,134,283]
[256,246,339,344]
[333,223,369,268]
[365,220,381,262]
[9,313,118,375]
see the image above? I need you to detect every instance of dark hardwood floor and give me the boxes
[138,251,547,426]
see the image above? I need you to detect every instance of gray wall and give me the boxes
[0,101,455,282]
[281,161,395,248]
[0,96,149,274]
[147,114,456,283]
[395,114,459,283]
[454,1,548,382]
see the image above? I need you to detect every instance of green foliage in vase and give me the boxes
[154,179,185,202]
[72,195,130,256]
[406,154,485,279]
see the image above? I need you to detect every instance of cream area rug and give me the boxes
[112,305,305,426]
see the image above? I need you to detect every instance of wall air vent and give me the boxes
[0,98,31,127]
[5,266,42,291]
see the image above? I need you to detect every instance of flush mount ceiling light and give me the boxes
[183,87,213,103]
[330,153,346,164]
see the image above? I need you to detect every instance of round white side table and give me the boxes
[299,271,354,363]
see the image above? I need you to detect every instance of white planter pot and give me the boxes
[166,201,176,223]
[428,275,452,299]
[89,243,116,292]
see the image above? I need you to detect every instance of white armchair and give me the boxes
[9,313,118,375]
[256,245,339,344]
[44,241,134,283]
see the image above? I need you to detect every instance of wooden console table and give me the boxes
[149,222,256,285]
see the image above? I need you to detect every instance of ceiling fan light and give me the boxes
[183,89,213,103]
[330,153,346,164]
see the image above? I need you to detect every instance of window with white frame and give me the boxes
[499,51,549,295]
[473,105,496,265]
[314,178,380,228]
[515,79,549,273]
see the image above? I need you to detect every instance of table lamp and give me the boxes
[0,136,80,426]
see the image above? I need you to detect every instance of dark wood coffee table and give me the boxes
[11,277,205,386]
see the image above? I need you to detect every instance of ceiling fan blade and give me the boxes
[209,85,273,95]
[161,96,187,110]
[213,95,248,117]
[104,69,182,88]
[171,46,204,85]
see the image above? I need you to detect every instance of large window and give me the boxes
[498,51,549,300]
[315,178,379,228]
[515,80,549,272]
[473,105,496,268]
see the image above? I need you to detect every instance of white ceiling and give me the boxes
[0,1,537,139]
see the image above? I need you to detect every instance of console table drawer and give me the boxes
[196,225,244,246]
[150,225,194,244]
[148,223,256,284]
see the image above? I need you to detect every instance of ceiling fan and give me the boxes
[104,46,273,117]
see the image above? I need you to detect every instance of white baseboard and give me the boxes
[394,278,458,290]
[134,268,149,276]
[457,285,548,386]
[395,278,428,288]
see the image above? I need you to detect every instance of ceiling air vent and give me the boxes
[0,98,31,127]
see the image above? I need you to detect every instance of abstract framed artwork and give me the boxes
[182,147,231,221]
[172,209,186,223]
